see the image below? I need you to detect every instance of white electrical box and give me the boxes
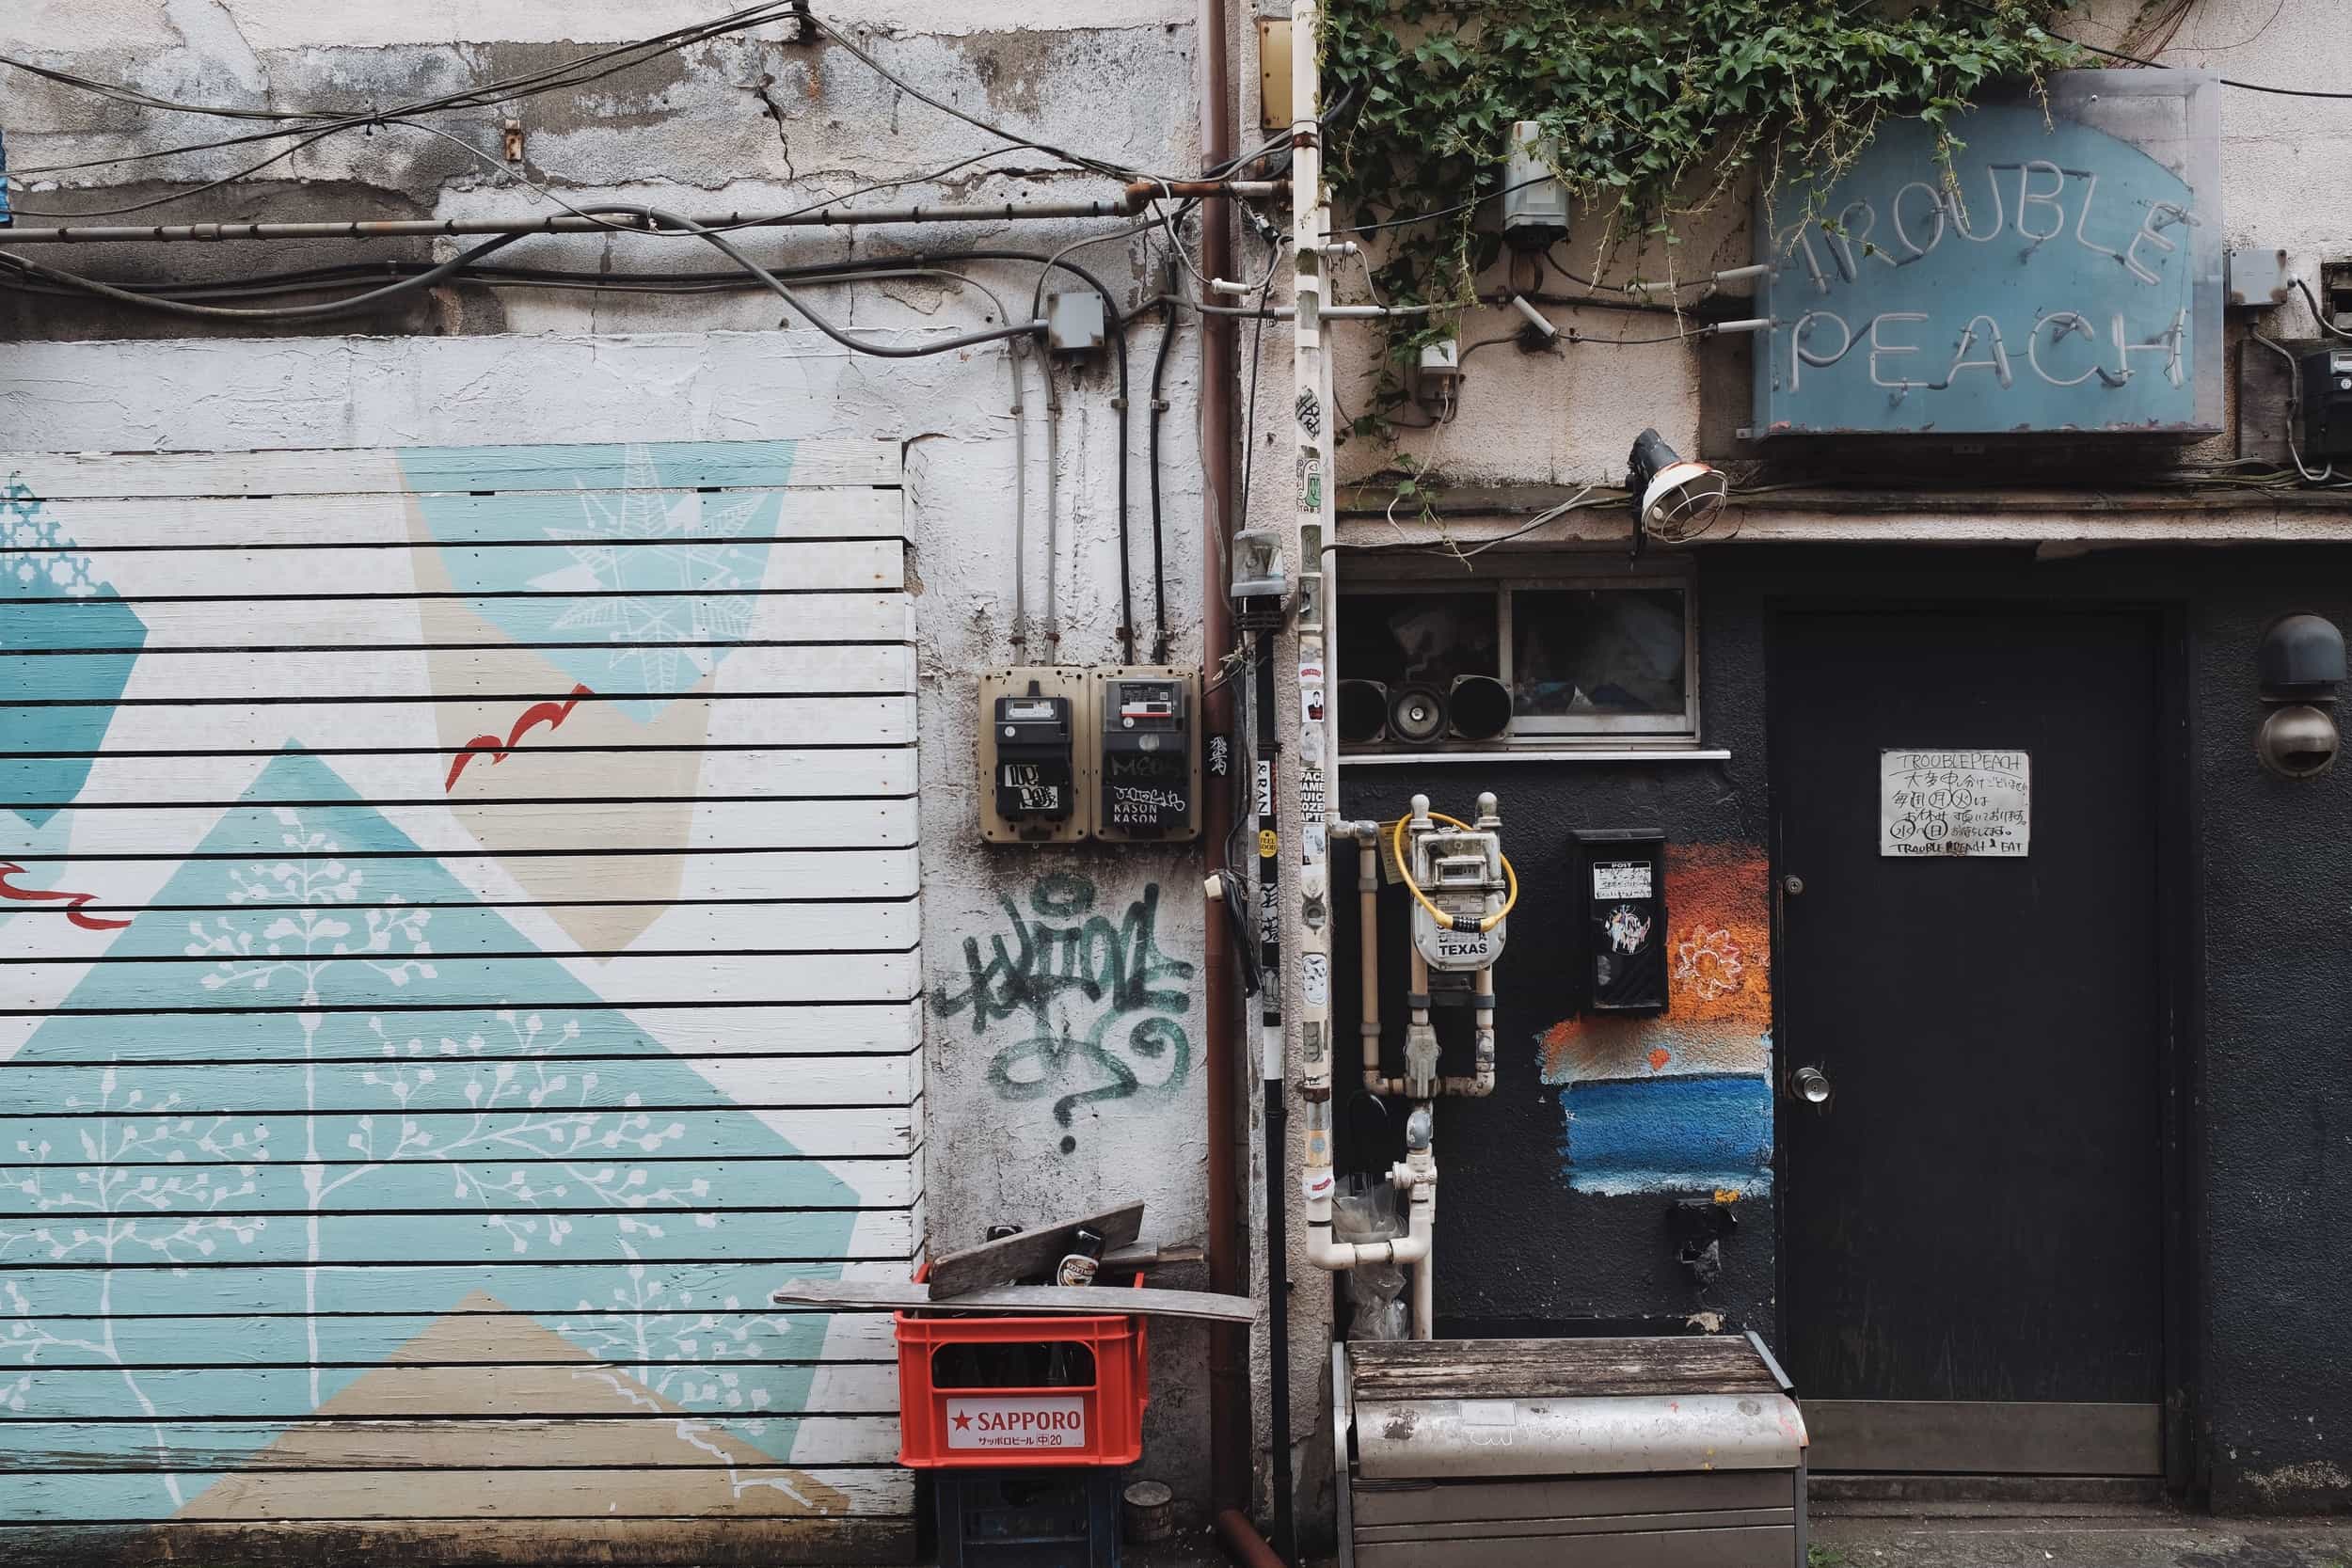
[1045,293,1106,355]
[1502,120,1569,248]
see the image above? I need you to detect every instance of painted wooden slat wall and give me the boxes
[0,440,918,1554]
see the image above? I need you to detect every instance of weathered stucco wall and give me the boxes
[0,0,1220,1536]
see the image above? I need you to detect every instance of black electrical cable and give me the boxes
[0,229,539,322]
[1147,291,1181,664]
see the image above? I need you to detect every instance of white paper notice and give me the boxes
[1879,750,2030,857]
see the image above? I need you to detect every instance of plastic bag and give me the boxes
[1333,1175,1408,1341]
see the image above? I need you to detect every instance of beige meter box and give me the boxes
[1091,665,1202,844]
[978,667,1093,844]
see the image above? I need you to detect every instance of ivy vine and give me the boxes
[1322,0,2083,389]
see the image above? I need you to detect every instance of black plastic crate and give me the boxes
[934,1465,1122,1568]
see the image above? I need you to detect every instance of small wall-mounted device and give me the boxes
[2255,612,2345,779]
[1045,292,1106,356]
[1230,526,1289,631]
[2299,347,2352,463]
[1093,666,1201,842]
[1412,339,1462,417]
[977,668,1091,843]
[1571,828,1669,1014]
[1501,120,1569,251]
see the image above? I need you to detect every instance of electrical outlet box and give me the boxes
[2302,345,2352,463]
[978,668,1092,844]
[1092,665,1201,843]
[1046,293,1106,356]
[1502,120,1568,249]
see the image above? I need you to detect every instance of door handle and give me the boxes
[1792,1065,1832,1104]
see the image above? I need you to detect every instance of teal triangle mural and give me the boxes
[0,748,856,1516]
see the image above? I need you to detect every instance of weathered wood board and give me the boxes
[771,1279,1259,1325]
[924,1203,1146,1296]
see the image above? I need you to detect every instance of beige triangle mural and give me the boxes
[174,1292,852,1519]
[406,516,709,950]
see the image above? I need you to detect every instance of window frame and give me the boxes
[1338,559,1701,754]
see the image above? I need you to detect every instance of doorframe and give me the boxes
[1759,595,2202,1493]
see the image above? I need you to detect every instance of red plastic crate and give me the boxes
[896,1264,1149,1468]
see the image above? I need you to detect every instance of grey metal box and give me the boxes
[1338,1335,1808,1568]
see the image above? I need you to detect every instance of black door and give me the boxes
[1770,606,2168,1476]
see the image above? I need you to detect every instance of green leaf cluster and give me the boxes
[1324,0,2080,330]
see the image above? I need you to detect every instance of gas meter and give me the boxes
[1404,801,1510,973]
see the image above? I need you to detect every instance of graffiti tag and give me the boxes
[934,874,1195,1151]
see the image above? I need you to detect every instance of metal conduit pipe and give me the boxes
[0,184,1288,246]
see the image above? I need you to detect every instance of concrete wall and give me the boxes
[0,0,1222,1536]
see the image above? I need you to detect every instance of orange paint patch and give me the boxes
[1647,1047,1673,1072]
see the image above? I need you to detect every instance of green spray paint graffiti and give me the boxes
[934,874,1195,1152]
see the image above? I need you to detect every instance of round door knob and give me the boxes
[1793,1066,1832,1104]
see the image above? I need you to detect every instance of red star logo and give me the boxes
[953,1413,973,1431]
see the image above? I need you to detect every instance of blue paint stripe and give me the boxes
[1562,1073,1773,1193]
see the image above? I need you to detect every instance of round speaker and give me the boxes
[1386,684,1448,747]
[1449,674,1513,741]
[1337,679,1390,745]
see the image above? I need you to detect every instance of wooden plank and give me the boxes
[771,1280,1258,1324]
[1347,1336,1780,1402]
[6,953,919,1006]
[14,847,918,905]
[0,1312,898,1367]
[1803,1400,2162,1476]
[926,1202,1146,1296]
[0,1105,918,1160]
[0,1053,918,1119]
[9,1260,917,1318]
[45,594,913,649]
[0,1466,912,1520]
[3,1416,902,1470]
[4,1362,901,1422]
[6,695,915,755]
[19,798,911,855]
[35,540,901,600]
[21,645,916,702]
[0,1516,917,1566]
[3,440,899,499]
[0,1001,923,1058]
[0,748,918,807]
[31,486,905,548]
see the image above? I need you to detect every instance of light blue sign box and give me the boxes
[1754,71,2222,437]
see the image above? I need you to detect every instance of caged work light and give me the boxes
[1625,428,1729,548]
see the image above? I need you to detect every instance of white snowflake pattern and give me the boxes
[0,480,100,598]
[532,445,770,690]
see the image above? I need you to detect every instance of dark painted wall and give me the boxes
[1332,544,2352,1513]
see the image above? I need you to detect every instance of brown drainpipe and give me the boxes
[1198,0,1250,1521]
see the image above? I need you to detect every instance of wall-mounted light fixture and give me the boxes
[2256,611,2344,779]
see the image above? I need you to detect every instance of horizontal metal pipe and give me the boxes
[0,199,1137,246]
[0,181,1290,246]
